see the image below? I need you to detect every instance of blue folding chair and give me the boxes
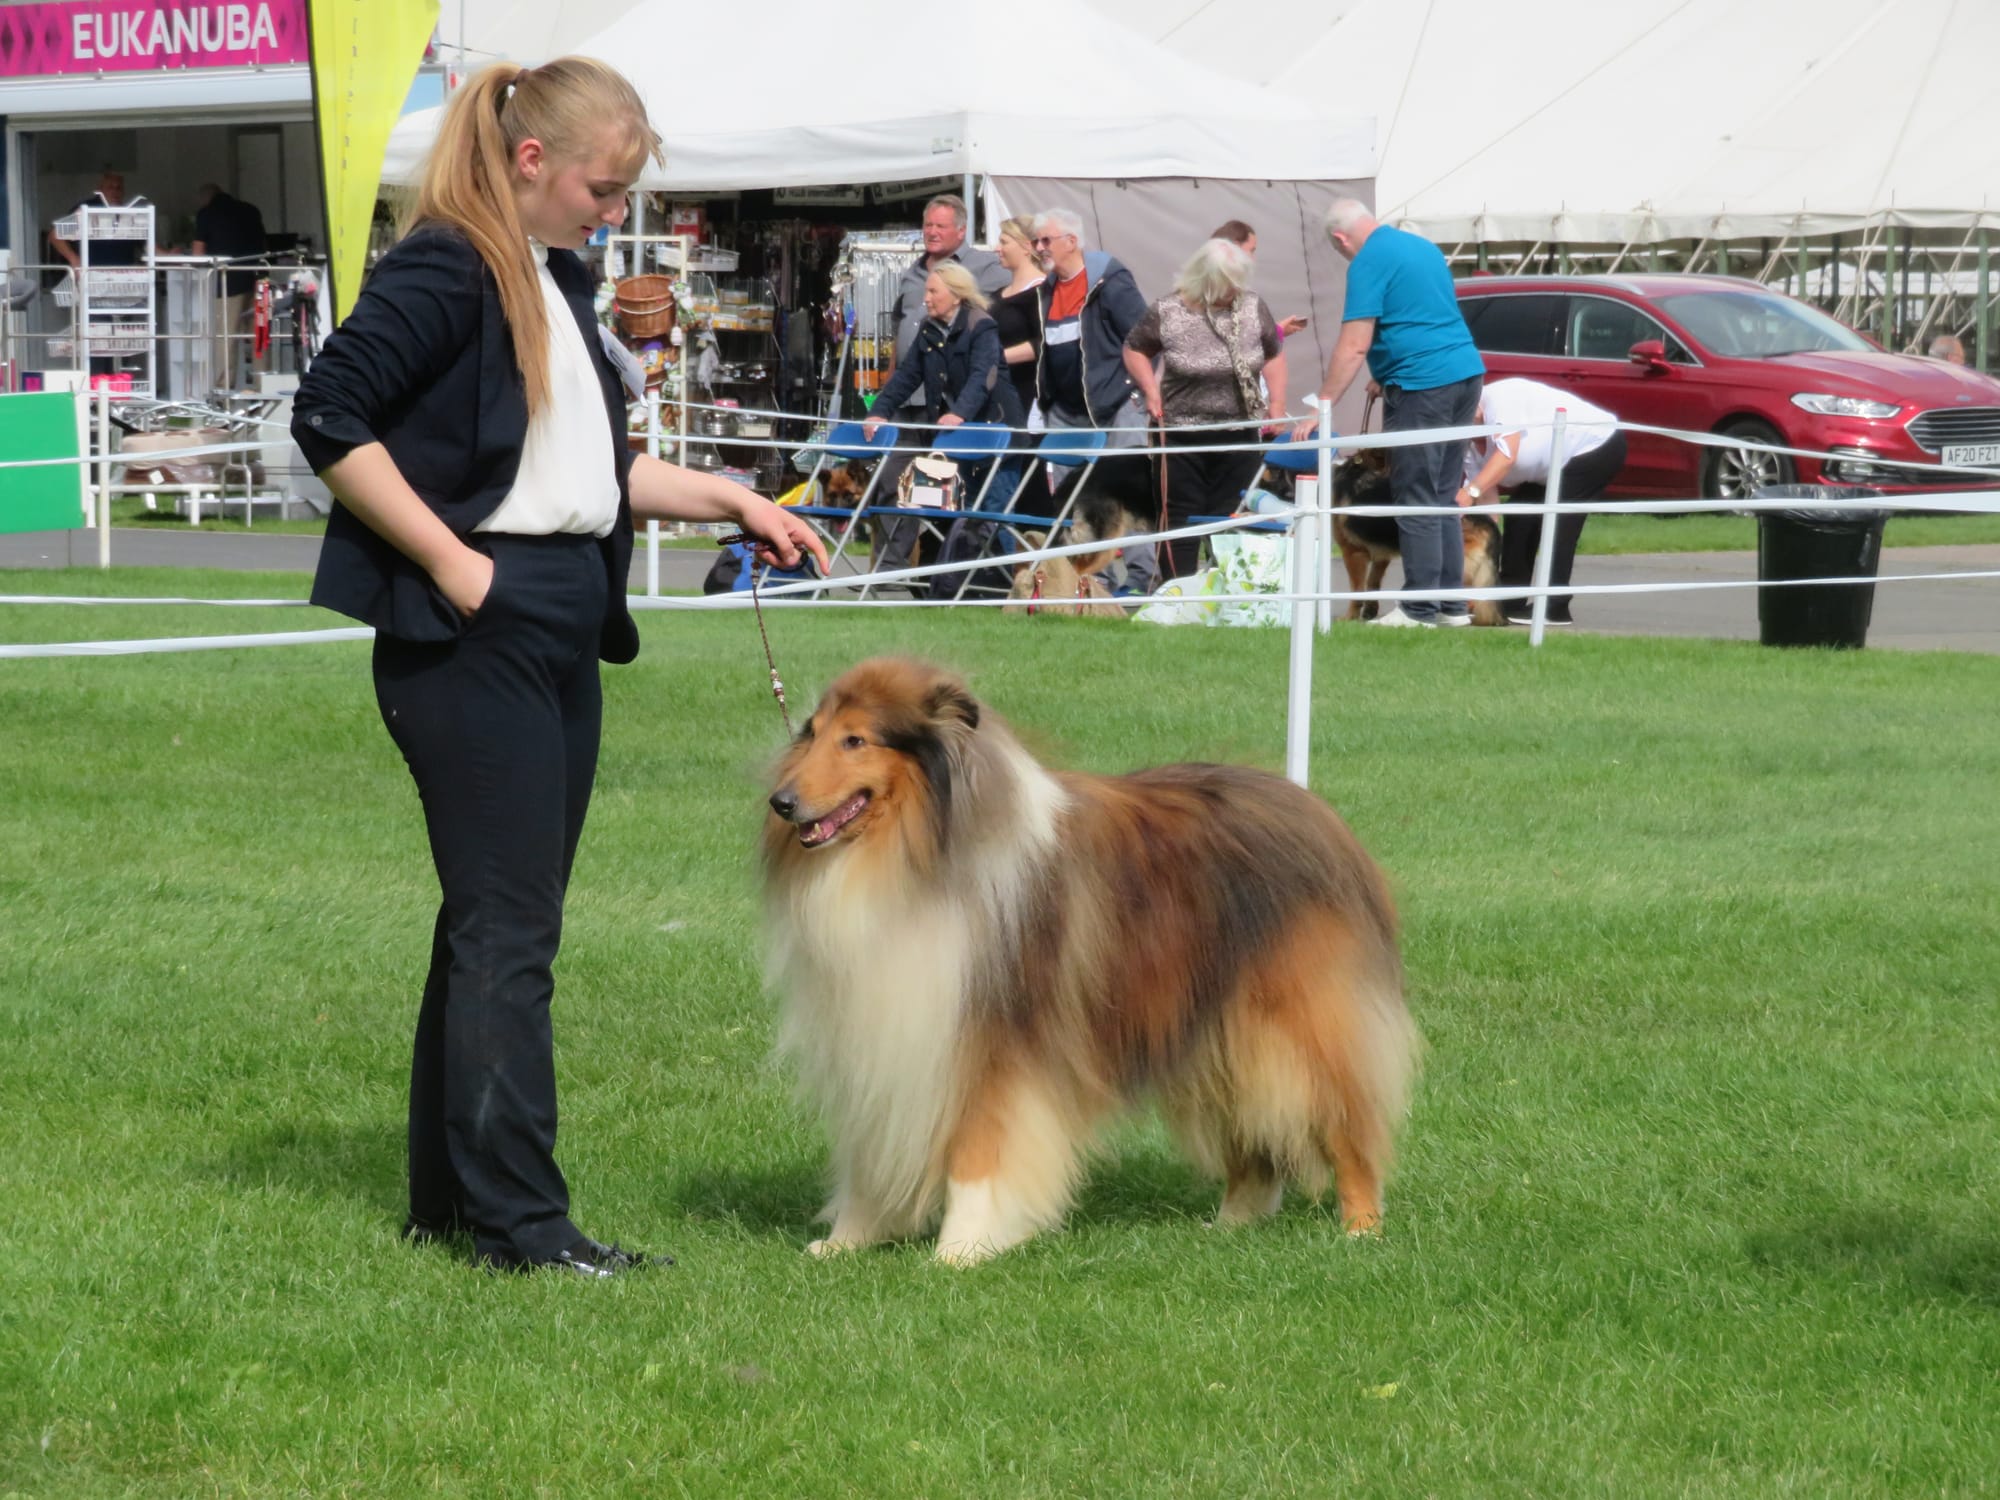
[932,422,1014,511]
[1261,426,1334,476]
[796,420,900,587]
[1251,426,1341,556]
[913,424,1064,602]
[851,422,1021,602]
[1035,426,1109,539]
[890,426,1108,605]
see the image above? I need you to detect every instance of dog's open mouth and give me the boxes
[797,792,871,848]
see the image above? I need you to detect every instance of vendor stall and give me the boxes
[0,0,329,396]
[381,0,1376,491]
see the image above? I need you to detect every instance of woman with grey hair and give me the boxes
[1122,237,1287,577]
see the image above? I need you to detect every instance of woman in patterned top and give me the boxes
[1122,238,1287,578]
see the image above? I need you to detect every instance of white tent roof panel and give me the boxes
[1087,0,2000,241]
[385,0,1372,189]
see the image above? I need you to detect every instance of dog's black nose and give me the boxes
[769,789,798,821]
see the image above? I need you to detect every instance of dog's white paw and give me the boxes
[805,1237,853,1259]
[933,1238,999,1268]
[1214,1180,1285,1226]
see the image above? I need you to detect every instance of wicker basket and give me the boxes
[615,274,677,338]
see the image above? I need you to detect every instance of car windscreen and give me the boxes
[1655,289,1872,357]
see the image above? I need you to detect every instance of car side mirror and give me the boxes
[1628,338,1671,372]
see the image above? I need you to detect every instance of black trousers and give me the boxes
[1162,424,1263,578]
[1498,430,1628,621]
[370,532,608,1263]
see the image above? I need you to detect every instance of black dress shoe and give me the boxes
[484,1236,671,1278]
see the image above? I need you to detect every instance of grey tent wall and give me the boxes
[991,174,1375,439]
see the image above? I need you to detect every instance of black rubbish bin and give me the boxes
[1753,484,1888,649]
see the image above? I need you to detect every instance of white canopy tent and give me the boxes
[385,0,1369,188]
[384,0,1378,412]
[1086,0,2000,245]
[430,0,647,71]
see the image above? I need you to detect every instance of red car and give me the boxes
[1455,273,2000,497]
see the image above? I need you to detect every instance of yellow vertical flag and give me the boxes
[308,0,440,323]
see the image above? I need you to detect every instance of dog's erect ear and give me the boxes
[925,679,980,731]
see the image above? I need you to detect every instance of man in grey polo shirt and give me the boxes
[889,194,1008,396]
[871,195,1008,587]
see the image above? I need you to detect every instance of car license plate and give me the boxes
[1941,442,2000,468]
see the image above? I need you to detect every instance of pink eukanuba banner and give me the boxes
[0,1,309,77]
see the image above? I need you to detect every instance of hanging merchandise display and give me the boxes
[586,187,995,511]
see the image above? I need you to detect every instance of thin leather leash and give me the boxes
[717,532,794,736]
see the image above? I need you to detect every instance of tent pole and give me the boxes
[1476,242,1489,272]
[1979,230,1992,373]
[1881,228,1898,349]
[964,173,977,243]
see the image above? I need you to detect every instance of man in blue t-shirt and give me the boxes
[1297,200,1484,626]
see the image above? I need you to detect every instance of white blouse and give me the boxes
[1465,377,1619,486]
[476,242,619,538]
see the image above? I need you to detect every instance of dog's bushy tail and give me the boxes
[1463,518,1509,627]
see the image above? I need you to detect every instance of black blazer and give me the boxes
[292,224,640,663]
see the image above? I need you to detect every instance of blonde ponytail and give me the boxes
[408,58,663,417]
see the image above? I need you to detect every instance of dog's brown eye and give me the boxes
[841,734,867,751]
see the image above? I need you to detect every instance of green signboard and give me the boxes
[0,392,87,534]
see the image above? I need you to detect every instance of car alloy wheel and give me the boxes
[1703,420,1794,501]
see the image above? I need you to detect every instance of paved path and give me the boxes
[5,527,1996,654]
[1568,545,2000,654]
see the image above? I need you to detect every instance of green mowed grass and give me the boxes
[3,575,1998,1497]
[1581,510,2000,554]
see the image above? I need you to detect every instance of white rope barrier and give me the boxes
[0,593,313,607]
[6,414,1998,722]
[0,626,371,660]
[651,392,2000,478]
[0,436,270,471]
[7,565,1993,659]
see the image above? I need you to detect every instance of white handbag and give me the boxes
[896,451,963,510]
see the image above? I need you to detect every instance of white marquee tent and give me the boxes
[395,0,1369,189]
[386,0,1378,402]
[1087,0,2000,246]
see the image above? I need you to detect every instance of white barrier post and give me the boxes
[96,389,112,570]
[1285,399,1325,788]
[1315,400,1335,635]
[644,391,662,597]
[1527,409,1569,647]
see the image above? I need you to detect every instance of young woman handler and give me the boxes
[292,59,826,1277]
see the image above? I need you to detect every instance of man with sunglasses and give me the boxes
[1031,209,1156,594]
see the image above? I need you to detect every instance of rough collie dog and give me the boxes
[761,658,1419,1267]
[1334,451,1505,625]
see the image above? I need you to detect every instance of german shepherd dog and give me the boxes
[1334,450,1505,625]
[762,658,1420,1266]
